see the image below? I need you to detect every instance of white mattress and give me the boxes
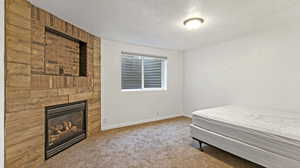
[192,105,300,162]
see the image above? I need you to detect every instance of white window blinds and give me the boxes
[121,55,142,89]
[121,52,167,90]
[144,57,162,88]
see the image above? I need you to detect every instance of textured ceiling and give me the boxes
[29,0,300,50]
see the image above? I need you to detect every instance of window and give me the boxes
[121,52,167,91]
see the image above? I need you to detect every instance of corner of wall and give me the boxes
[181,50,188,117]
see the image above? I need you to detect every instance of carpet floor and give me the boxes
[43,117,264,168]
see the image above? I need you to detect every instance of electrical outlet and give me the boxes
[103,118,108,124]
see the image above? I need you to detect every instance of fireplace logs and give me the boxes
[49,121,81,146]
[49,121,80,145]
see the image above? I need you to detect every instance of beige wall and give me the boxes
[184,22,300,115]
[101,39,183,130]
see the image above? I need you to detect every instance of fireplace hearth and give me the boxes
[45,101,87,159]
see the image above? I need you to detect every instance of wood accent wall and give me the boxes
[44,30,80,76]
[5,0,101,167]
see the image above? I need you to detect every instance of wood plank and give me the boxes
[5,1,101,167]
[6,48,31,64]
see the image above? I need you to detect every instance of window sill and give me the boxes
[121,88,167,92]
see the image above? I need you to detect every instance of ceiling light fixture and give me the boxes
[183,17,204,30]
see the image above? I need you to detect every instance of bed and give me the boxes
[190,105,300,168]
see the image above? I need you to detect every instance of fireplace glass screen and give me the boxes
[45,101,87,159]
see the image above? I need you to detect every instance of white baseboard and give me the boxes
[102,114,183,131]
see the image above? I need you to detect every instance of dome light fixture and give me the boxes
[183,17,204,30]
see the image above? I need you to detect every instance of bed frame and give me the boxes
[191,124,300,168]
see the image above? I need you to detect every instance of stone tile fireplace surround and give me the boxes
[5,0,101,167]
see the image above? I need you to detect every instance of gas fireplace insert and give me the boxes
[45,101,87,159]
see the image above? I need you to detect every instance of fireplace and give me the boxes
[45,101,87,159]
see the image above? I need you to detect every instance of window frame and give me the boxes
[121,52,167,92]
